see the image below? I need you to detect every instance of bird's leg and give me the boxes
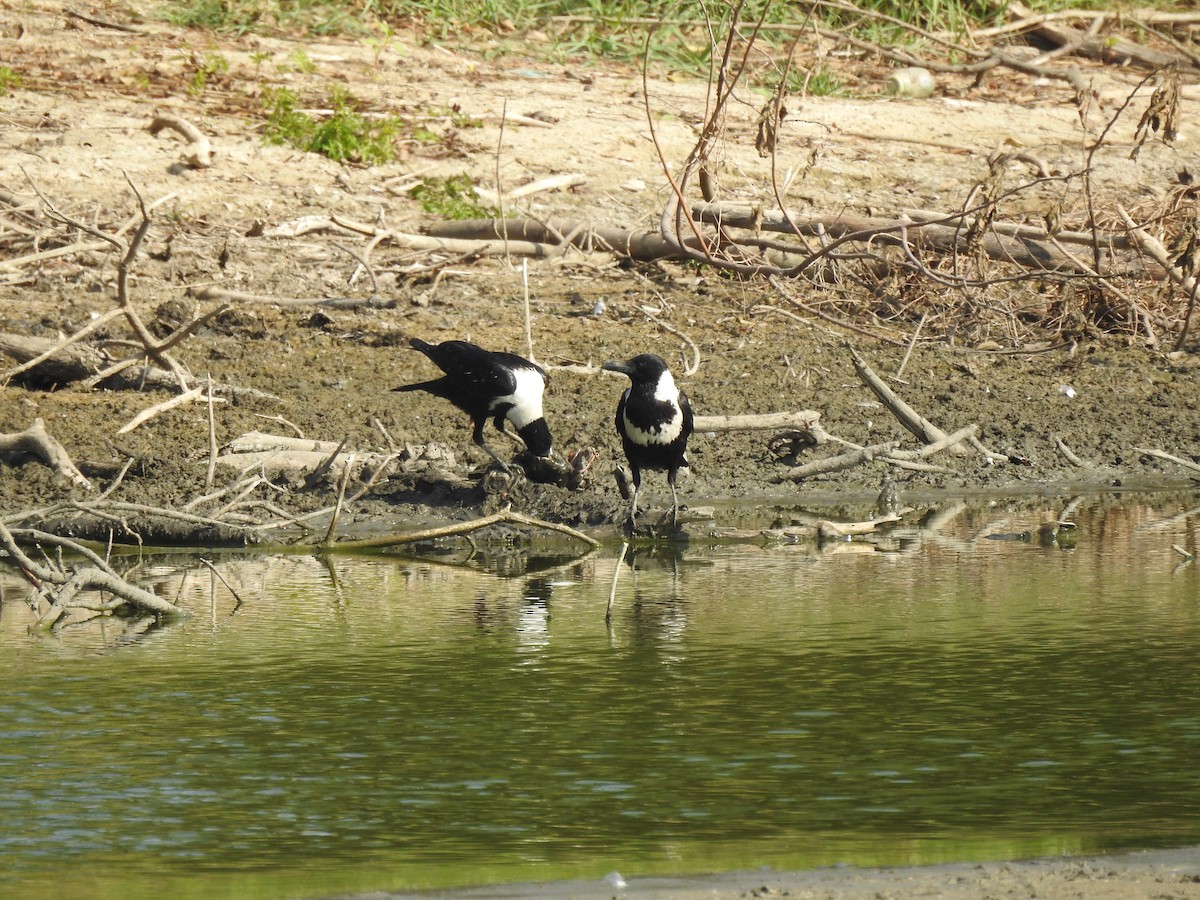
[473,418,511,472]
[626,484,639,533]
[669,478,679,530]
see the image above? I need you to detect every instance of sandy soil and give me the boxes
[3,5,1200,891]
[354,846,1200,900]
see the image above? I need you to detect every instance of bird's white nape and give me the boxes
[652,369,679,404]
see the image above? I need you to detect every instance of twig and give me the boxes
[778,441,901,481]
[848,346,966,453]
[330,509,599,550]
[607,540,629,622]
[147,112,213,168]
[198,557,248,608]
[116,385,208,435]
[640,305,701,376]
[1134,446,1200,477]
[323,459,353,545]
[205,374,217,492]
[64,7,144,32]
[895,312,926,380]
[522,258,534,363]
[0,418,92,489]
[1055,437,1089,468]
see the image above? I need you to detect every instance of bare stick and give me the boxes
[64,7,144,32]
[1134,446,1200,477]
[0,418,92,489]
[895,312,926,380]
[849,347,966,454]
[607,540,629,622]
[693,410,823,433]
[148,112,213,168]
[331,509,599,550]
[640,305,700,376]
[204,374,217,492]
[116,385,208,434]
[323,460,353,545]
[522,258,534,363]
[817,513,903,539]
[1055,437,1090,468]
[779,441,901,481]
[198,558,247,607]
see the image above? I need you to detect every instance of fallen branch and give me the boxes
[0,522,185,619]
[1134,446,1200,477]
[694,410,824,433]
[777,441,901,481]
[849,347,967,454]
[692,201,1160,278]
[424,217,706,262]
[0,308,124,383]
[148,112,214,168]
[117,385,210,434]
[330,509,600,551]
[817,512,903,540]
[0,418,91,489]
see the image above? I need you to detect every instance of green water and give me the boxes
[2,496,1200,899]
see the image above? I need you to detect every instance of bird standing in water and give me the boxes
[602,353,693,530]
[394,338,553,468]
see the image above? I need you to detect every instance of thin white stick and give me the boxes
[522,258,535,363]
[116,385,208,434]
[607,541,629,621]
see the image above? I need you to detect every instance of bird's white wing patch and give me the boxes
[492,366,545,428]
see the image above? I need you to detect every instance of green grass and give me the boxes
[0,65,21,96]
[153,1,1179,79]
[263,86,402,165]
[408,174,496,219]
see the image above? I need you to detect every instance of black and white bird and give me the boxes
[602,353,694,530]
[394,338,553,467]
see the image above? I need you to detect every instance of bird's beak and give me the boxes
[602,360,633,375]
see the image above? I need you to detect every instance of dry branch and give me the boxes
[778,441,901,481]
[330,509,599,551]
[148,112,214,168]
[424,217,705,261]
[849,348,967,454]
[694,411,824,433]
[0,522,185,619]
[1134,446,1200,477]
[117,385,210,434]
[692,202,1161,278]
[1003,0,1194,70]
[0,418,92,489]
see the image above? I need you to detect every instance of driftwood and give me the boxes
[148,112,213,169]
[694,410,824,433]
[0,522,186,622]
[690,202,1161,278]
[1134,446,1200,478]
[816,513,903,541]
[849,348,967,454]
[330,509,599,551]
[424,217,704,262]
[0,418,92,489]
[779,441,901,480]
[1004,0,1193,71]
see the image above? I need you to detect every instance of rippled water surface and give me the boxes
[3,495,1200,899]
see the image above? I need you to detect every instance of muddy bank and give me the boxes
[3,273,1200,542]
